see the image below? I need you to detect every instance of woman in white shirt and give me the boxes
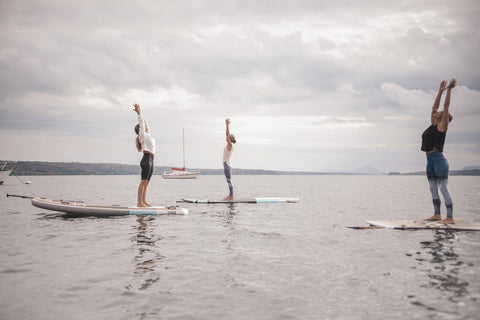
[133,103,156,207]
[223,118,236,200]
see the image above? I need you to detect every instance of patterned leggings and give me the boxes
[426,152,453,218]
[223,162,233,196]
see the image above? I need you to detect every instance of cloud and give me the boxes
[1,0,479,172]
[337,84,362,95]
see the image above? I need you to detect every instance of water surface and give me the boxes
[1,175,479,319]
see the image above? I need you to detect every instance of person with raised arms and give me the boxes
[133,103,156,207]
[422,78,456,224]
[223,118,236,200]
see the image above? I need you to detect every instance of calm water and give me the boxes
[1,175,479,320]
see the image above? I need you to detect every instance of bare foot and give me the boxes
[438,218,455,225]
[223,195,234,201]
[424,214,441,222]
[144,203,153,207]
[137,203,148,207]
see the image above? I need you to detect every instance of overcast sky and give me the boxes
[1,0,479,172]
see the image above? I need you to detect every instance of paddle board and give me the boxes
[31,197,188,216]
[180,197,299,204]
[359,219,480,231]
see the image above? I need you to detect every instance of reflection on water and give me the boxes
[411,230,470,313]
[222,203,237,227]
[219,203,237,252]
[126,216,164,291]
[219,203,241,290]
[419,231,469,299]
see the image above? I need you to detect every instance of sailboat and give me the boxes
[0,161,12,185]
[162,128,200,179]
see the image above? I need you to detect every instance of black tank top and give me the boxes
[421,125,446,152]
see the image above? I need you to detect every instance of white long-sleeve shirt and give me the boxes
[137,113,156,154]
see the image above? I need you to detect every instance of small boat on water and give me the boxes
[0,162,12,185]
[162,128,199,179]
[0,170,12,185]
[1,161,31,185]
[162,169,200,179]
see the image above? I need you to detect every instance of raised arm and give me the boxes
[431,80,448,124]
[133,103,149,135]
[133,103,143,118]
[438,78,456,132]
[134,103,147,135]
[225,118,232,151]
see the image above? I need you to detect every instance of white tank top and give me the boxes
[223,146,233,166]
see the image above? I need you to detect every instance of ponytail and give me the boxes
[134,124,142,152]
[136,137,142,152]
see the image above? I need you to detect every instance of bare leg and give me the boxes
[142,180,152,207]
[137,180,148,207]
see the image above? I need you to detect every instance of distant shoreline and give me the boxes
[2,160,480,176]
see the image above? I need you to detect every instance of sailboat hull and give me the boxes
[162,171,199,179]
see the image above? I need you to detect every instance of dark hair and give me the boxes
[230,134,236,144]
[134,124,142,152]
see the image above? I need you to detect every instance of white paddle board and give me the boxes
[31,197,188,216]
[180,197,299,204]
[363,219,480,231]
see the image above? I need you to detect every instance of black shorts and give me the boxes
[140,153,154,181]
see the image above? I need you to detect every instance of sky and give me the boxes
[1,0,479,173]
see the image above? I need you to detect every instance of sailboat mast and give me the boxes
[182,128,185,169]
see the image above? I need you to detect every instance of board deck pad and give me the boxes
[353,218,480,231]
[31,198,188,216]
[180,197,299,204]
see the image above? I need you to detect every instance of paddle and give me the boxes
[6,194,34,199]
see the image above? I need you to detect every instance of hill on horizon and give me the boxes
[353,165,384,175]
[463,166,480,170]
[2,160,480,176]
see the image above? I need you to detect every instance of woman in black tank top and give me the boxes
[422,78,456,225]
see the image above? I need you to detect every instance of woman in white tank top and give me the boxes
[223,118,236,200]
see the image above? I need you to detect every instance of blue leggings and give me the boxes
[223,162,233,196]
[426,152,453,218]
